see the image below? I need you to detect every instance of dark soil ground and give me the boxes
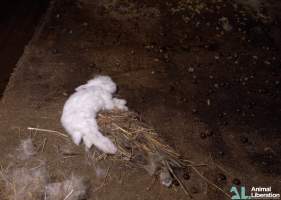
[0,0,280,199]
[0,0,49,97]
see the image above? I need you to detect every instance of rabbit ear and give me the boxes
[75,79,98,91]
[75,84,88,91]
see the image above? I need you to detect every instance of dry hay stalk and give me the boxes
[97,110,231,199]
[98,110,186,166]
[98,110,193,196]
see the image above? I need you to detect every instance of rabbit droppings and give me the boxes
[61,75,128,154]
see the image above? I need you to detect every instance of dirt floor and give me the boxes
[0,0,280,199]
[0,0,49,97]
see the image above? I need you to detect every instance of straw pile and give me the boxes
[97,110,194,196]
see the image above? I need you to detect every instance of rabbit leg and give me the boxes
[82,125,117,154]
[71,131,83,145]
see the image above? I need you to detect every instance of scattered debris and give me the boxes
[159,167,173,187]
[0,139,88,200]
[219,17,233,32]
[45,175,87,200]
[95,165,107,178]
[188,67,195,73]
[16,138,36,160]
[1,167,48,200]
[234,0,262,12]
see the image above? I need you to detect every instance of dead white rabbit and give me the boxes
[61,75,128,154]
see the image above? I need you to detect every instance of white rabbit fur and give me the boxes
[61,75,128,154]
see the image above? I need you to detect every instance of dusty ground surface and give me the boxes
[0,0,49,97]
[0,0,280,199]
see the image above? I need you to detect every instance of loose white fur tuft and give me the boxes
[45,175,87,200]
[61,75,128,154]
[17,138,36,160]
[0,139,88,200]
[3,167,48,200]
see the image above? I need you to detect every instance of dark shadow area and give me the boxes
[152,0,281,175]
[0,0,49,97]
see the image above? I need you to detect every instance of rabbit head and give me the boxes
[75,75,117,93]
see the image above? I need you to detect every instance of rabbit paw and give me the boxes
[71,131,82,146]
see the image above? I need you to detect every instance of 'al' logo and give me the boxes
[230,186,251,199]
